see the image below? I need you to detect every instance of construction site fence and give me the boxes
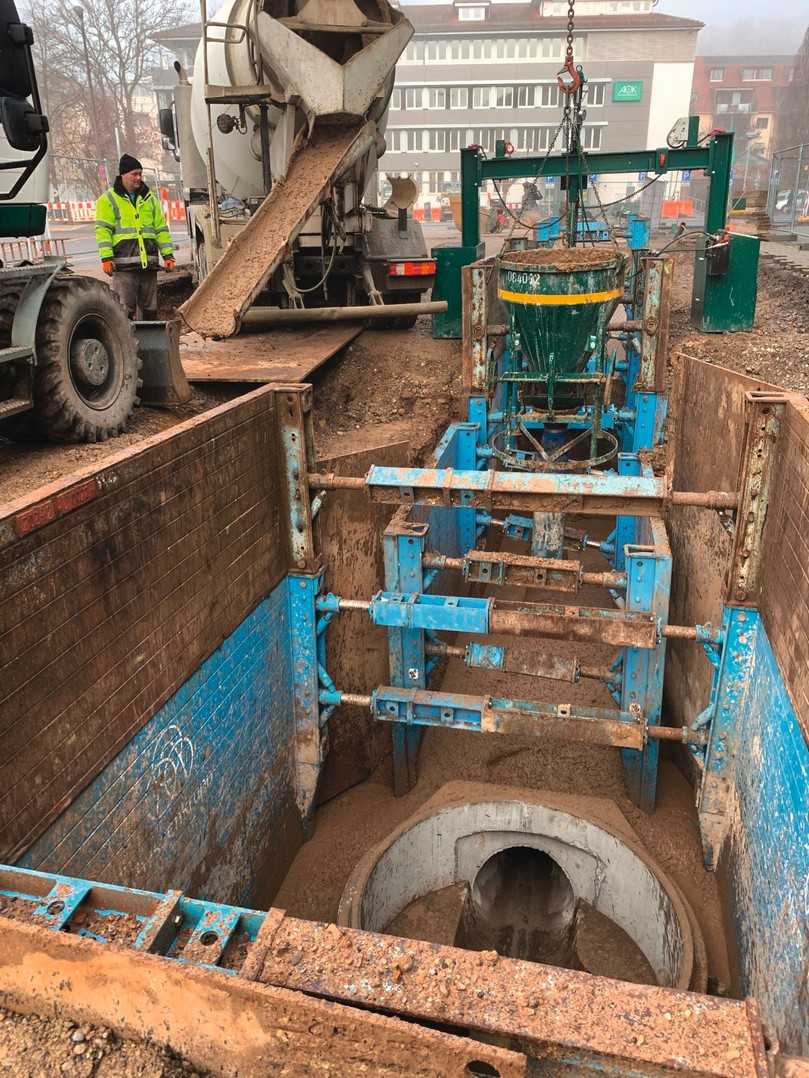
[47,155,185,224]
[47,197,186,225]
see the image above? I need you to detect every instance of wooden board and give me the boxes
[180,325,361,384]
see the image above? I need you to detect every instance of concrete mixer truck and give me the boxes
[169,0,437,337]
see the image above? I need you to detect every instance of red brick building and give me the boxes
[691,55,795,156]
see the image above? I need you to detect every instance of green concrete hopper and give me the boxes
[497,248,626,377]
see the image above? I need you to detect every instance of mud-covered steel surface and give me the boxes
[490,599,658,648]
[259,915,768,1077]
[0,916,528,1077]
[180,325,362,383]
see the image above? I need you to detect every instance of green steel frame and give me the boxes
[439,123,754,336]
[459,128,734,249]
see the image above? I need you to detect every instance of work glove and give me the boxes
[101,260,114,276]
[164,258,176,272]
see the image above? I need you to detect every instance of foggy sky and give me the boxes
[398,0,809,55]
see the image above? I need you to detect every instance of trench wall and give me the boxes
[667,355,809,1054]
[0,386,303,906]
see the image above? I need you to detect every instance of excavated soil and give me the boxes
[179,126,362,338]
[671,252,809,391]
[502,247,623,269]
[0,1008,204,1077]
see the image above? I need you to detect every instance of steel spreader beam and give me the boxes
[307,468,737,518]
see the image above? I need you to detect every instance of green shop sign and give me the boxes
[612,80,643,103]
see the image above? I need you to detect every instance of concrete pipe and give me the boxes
[339,782,707,991]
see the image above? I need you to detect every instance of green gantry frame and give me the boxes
[459,121,734,248]
[440,121,758,335]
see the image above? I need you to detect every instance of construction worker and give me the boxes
[95,153,175,320]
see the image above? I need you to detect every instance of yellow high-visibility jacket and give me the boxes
[95,179,174,269]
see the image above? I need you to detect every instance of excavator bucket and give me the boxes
[135,319,192,407]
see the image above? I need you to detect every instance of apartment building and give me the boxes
[385,0,702,198]
[691,55,795,156]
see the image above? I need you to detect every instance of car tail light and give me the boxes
[388,260,437,277]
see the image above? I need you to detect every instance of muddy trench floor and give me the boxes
[3,242,807,1072]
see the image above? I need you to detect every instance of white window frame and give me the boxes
[517,85,535,108]
[426,88,446,110]
[427,129,446,152]
[494,86,514,109]
[450,87,469,109]
[403,87,422,110]
[458,5,485,19]
[472,86,491,109]
[709,67,724,82]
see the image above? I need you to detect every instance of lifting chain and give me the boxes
[566,0,575,59]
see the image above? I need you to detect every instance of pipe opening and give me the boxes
[456,846,578,966]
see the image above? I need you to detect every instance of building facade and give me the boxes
[152,2,702,205]
[384,1,702,199]
[691,55,795,156]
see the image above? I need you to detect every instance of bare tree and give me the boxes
[780,25,809,149]
[23,0,192,182]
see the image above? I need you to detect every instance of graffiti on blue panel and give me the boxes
[19,582,295,907]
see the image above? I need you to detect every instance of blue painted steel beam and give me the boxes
[383,525,427,796]
[620,534,672,813]
[288,571,325,825]
[698,606,759,869]
[0,865,264,975]
[364,465,667,517]
[371,687,645,750]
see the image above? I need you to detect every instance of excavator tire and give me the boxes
[32,275,141,443]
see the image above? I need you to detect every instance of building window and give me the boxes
[709,67,724,82]
[403,87,421,110]
[450,88,468,109]
[426,88,446,109]
[755,116,769,129]
[743,67,772,81]
[387,130,401,151]
[448,129,464,151]
[494,87,514,108]
[390,88,402,110]
[587,82,605,106]
[517,86,536,108]
[540,84,560,108]
[427,130,446,152]
[458,5,486,19]
[581,127,602,151]
[472,86,491,109]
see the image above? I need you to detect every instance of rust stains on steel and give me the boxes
[307,471,740,517]
[422,550,627,593]
[258,914,769,1077]
[489,600,658,648]
[0,916,528,1077]
[482,703,644,749]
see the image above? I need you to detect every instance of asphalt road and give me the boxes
[45,221,192,270]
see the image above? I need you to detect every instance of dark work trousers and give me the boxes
[111,268,158,320]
